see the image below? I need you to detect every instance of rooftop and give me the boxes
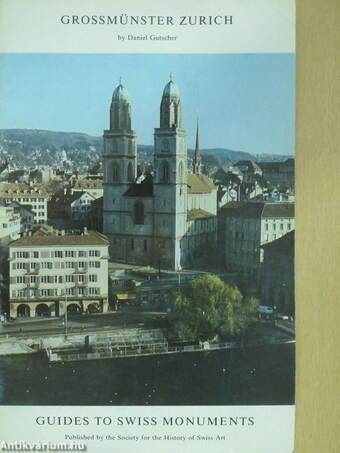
[10,230,109,248]
[73,178,103,189]
[221,201,294,218]
[187,174,216,194]
[0,182,48,197]
[262,230,294,254]
[187,208,216,221]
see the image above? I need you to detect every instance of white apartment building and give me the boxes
[9,229,109,318]
[221,201,295,281]
[67,191,96,222]
[0,204,21,247]
[0,182,48,224]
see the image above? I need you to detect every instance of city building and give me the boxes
[0,182,48,224]
[258,158,295,190]
[0,204,21,247]
[66,191,97,223]
[220,201,295,282]
[103,78,217,270]
[261,230,294,315]
[9,228,109,318]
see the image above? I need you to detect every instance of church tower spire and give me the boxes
[160,75,182,129]
[193,117,202,174]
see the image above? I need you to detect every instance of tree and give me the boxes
[168,274,258,342]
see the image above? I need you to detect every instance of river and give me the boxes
[0,343,294,405]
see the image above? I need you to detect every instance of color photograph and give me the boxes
[0,53,295,406]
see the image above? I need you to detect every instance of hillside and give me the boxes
[0,129,292,168]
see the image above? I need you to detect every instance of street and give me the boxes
[0,311,167,338]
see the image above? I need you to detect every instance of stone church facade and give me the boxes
[103,78,217,270]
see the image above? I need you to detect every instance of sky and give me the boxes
[0,53,295,155]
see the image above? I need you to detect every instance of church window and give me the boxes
[112,163,119,182]
[178,161,184,183]
[160,161,170,183]
[161,138,170,152]
[134,201,144,225]
[127,162,134,182]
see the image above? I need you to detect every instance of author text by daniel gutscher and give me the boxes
[35,415,255,426]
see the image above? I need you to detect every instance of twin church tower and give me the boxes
[103,77,216,270]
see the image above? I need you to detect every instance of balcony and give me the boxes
[75,267,88,274]
[25,267,40,275]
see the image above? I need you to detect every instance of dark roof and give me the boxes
[221,201,294,218]
[235,160,262,173]
[187,208,216,221]
[258,159,295,170]
[124,177,154,197]
[187,174,216,193]
[10,230,109,247]
[262,230,294,254]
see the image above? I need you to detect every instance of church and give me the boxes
[103,77,217,270]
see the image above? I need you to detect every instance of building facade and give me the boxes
[9,229,109,318]
[0,182,48,224]
[0,204,21,247]
[261,230,294,315]
[103,78,217,270]
[221,201,295,282]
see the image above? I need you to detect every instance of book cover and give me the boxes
[0,1,296,452]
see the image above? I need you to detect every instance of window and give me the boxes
[89,287,99,295]
[89,274,97,282]
[66,275,74,283]
[178,161,184,182]
[160,161,170,183]
[79,251,87,258]
[112,163,119,182]
[89,250,100,257]
[134,202,144,225]
[288,223,291,230]
[65,250,75,258]
[143,239,148,252]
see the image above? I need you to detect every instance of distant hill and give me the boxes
[0,129,102,149]
[0,129,293,168]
